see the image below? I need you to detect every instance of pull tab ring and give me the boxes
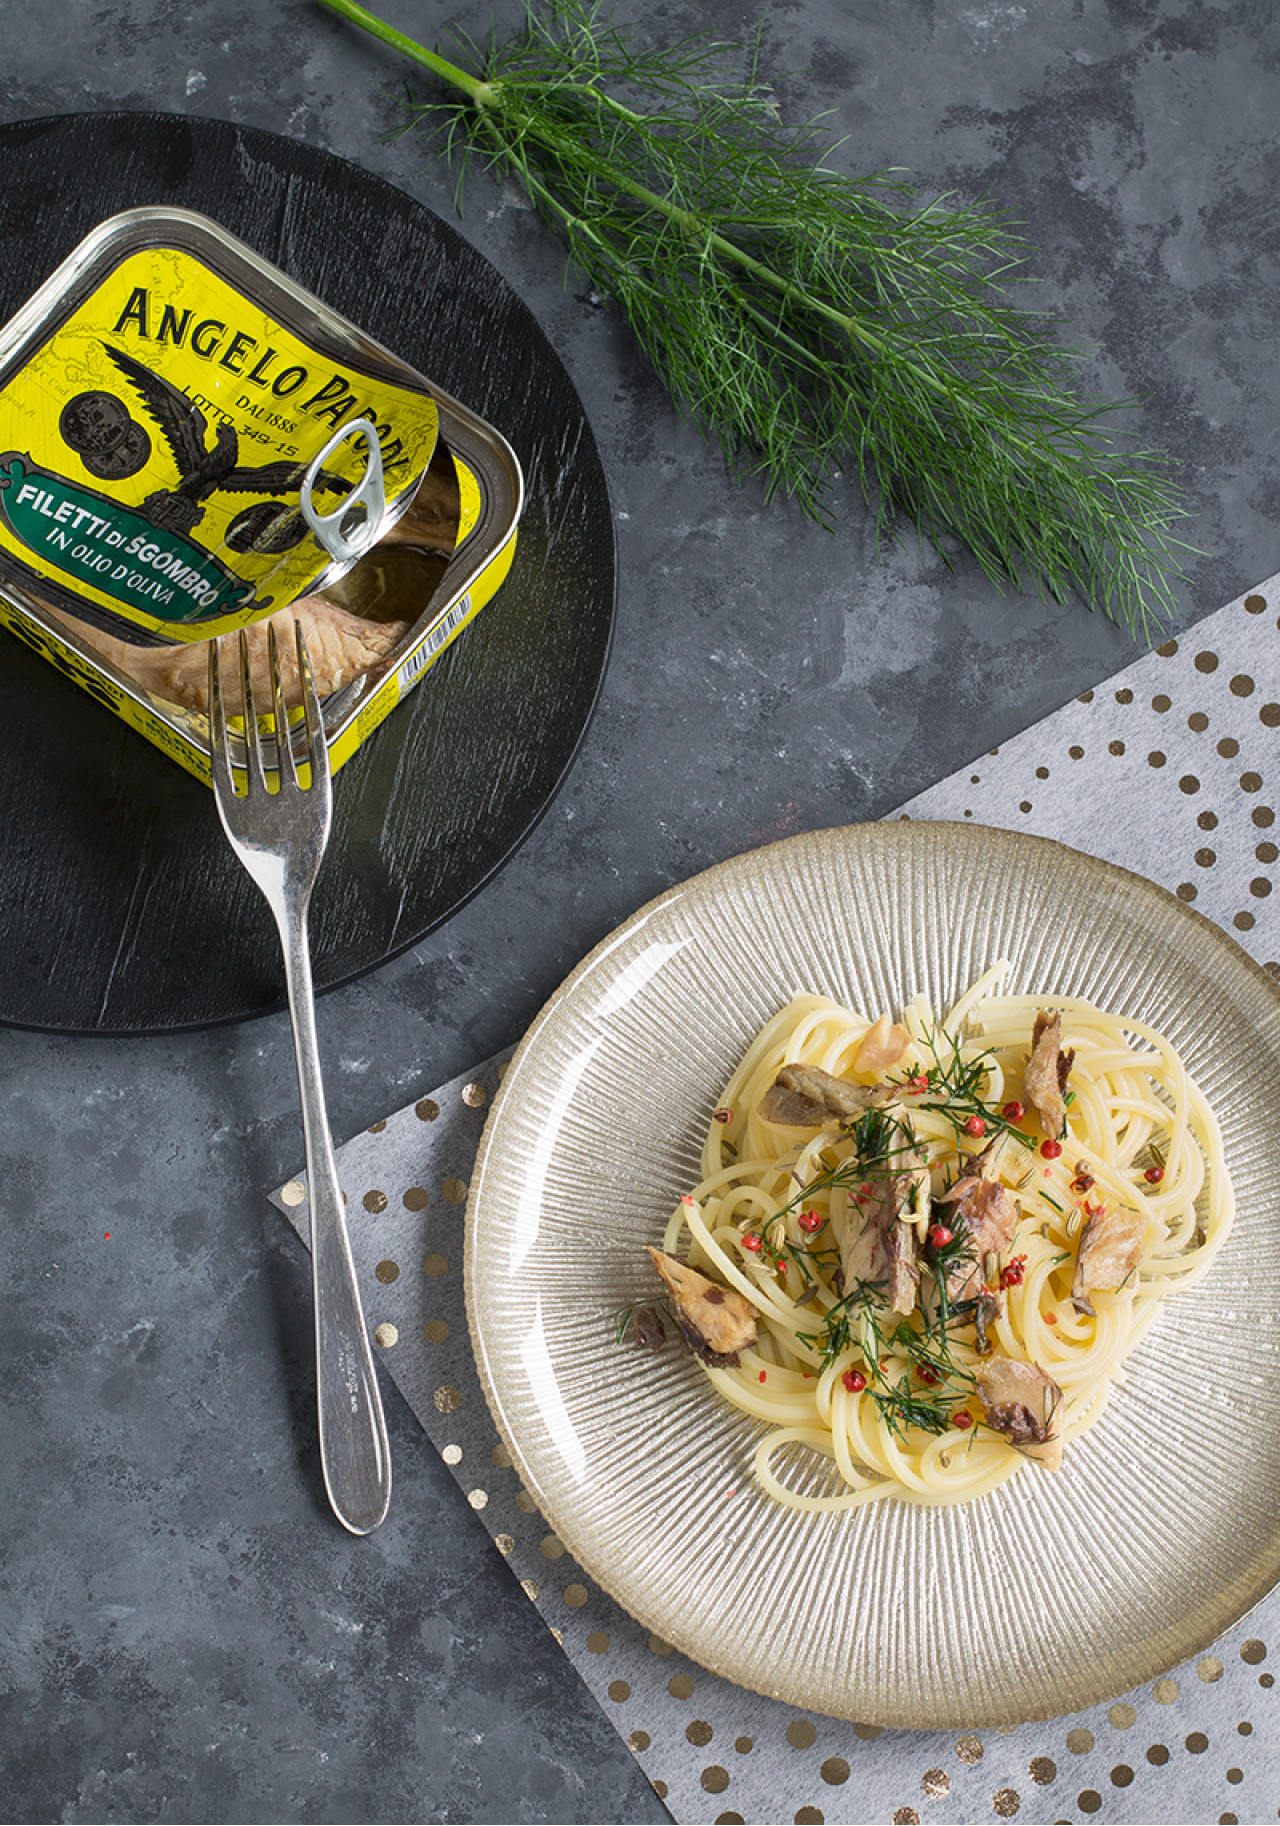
[300,417,386,565]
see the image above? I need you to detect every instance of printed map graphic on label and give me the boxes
[0,244,439,641]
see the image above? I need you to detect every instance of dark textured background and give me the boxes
[3,2,1280,1821]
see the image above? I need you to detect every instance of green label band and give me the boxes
[0,455,251,624]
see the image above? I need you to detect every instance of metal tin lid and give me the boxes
[0,207,440,643]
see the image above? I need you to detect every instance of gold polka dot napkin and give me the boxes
[270,571,1280,1826]
[897,577,1280,965]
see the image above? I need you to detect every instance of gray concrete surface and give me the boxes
[3,1,1280,1820]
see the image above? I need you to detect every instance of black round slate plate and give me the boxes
[0,113,615,1034]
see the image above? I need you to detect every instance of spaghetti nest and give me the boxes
[651,970,1232,1512]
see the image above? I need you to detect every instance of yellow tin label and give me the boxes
[0,245,438,641]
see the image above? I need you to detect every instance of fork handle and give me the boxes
[278,888,392,1536]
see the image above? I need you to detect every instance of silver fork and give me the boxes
[208,624,391,1535]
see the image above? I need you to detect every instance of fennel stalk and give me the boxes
[318,0,1188,635]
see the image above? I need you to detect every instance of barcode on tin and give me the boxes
[397,592,472,691]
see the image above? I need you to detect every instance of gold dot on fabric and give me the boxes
[1019,801,1032,814]
[540,1535,566,1560]
[1261,704,1280,727]
[992,1791,1021,1818]
[1176,883,1197,901]
[891,1811,919,1826]
[687,1720,714,1746]
[1227,1767,1244,1784]
[1254,806,1276,826]
[701,1766,730,1795]
[628,1730,650,1752]
[1199,809,1219,828]
[1078,689,1095,704]
[1186,1732,1209,1754]
[586,1631,610,1655]
[1069,744,1085,760]
[1179,774,1200,794]
[922,1769,951,1797]
[442,1444,462,1465]
[516,1490,537,1513]
[462,1082,488,1107]
[653,1782,667,1801]
[795,1810,825,1825]
[424,1319,449,1343]
[787,1720,818,1749]
[495,1533,514,1555]
[363,1189,388,1213]
[715,1813,744,1825]
[1235,911,1257,930]
[1242,1639,1267,1664]
[1239,1721,1254,1736]
[374,1259,400,1283]
[1259,1672,1274,1687]
[280,1179,306,1207]
[1253,877,1274,897]
[669,1672,696,1699]
[1036,765,1050,778]
[467,1489,488,1510]
[970,774,981,785]
[852,1724,882,1742]
[1219,737,1240,757]
[1152,693,1172,712]
[1029,1756,1057,1783]
[1148,1744,1170,1765]
[492,1442,512,1468]
[821,1758,850,1785]
[403,1186,429,1210]
[1188,712,1209,733]
[1258,841,1279,862]
[1109,740,1126,756]
[1067,1729,1095,1754]
[608,1679,630,1702]
[649,1636,674,1656]
[1157,639,1180,658]
[1231,674,1256,697]
[1148,751,1167,768]
[1078,1793,1103,1815]
[1242,772,1264,792]
[1110,1704,1136,1729]
[433,1385,461,1414]
[1194,650,1219,672]
[1246,594,1268,612]
[521,1578,538,1601]
[415,1099,439,1122]
[957,1735,985,1764]
[441,1177,468,1204]
[1116,687,1134,703]
[373,1323,398,1348]
[736,1737,754,1754]
[1111,1765,1134,1786]
[1196,849,1216,867]
[1153,1679,1179,1704]
[423,1253,448,1277]
[563,1583,588,1608]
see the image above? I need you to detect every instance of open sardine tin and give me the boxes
[0,207,523,783]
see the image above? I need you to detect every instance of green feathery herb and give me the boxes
[318,0,1188,634]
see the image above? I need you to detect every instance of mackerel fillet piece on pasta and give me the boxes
[757,1064,891,1128]
[1023,1011,1075,1138]
[1071,1203,1149,1315]
[646,1248,758,1367]
[936,1137,1019,1300]
[842,1137,929,1316]
[974,1356,1064,1470]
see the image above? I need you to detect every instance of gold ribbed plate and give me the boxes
[465,822,1280,1727]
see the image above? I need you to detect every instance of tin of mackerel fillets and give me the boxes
[0,206,523,785]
